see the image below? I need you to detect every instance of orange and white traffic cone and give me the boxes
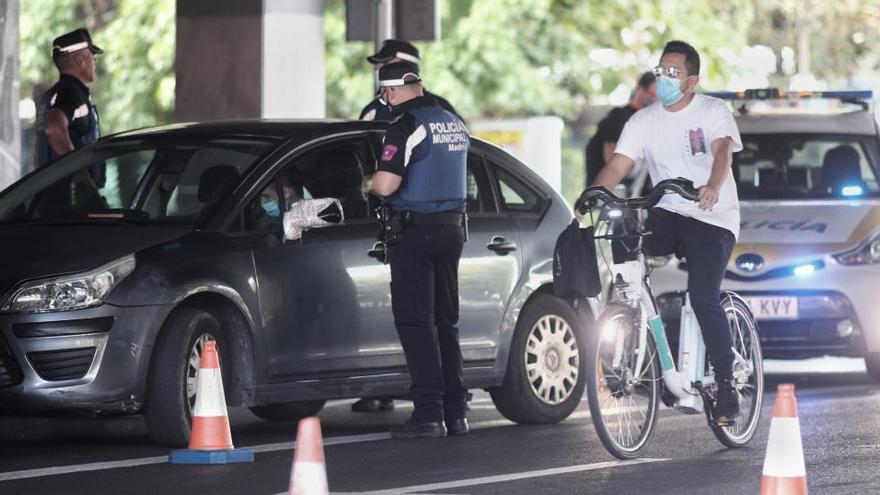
[289,417,329,495]
[760,384,807,494]
[169,339,254,464]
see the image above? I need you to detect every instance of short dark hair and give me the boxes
[53,52,77,72]
[637,71,655,89]
[661,40,700,76]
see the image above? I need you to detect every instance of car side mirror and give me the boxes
[282,198,345,241]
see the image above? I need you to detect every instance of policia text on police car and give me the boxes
[370,62,471,439]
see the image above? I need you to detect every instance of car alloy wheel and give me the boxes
[524,314,580,406]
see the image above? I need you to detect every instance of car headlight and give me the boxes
[834,237,880,266]
[0,255,136,314]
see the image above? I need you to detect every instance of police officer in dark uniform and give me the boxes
[360,39,462,122]
[35,28,102,168]
[353,39,464,414]
[371,62,470,439]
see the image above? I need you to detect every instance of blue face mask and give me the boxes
[657,75,685,106]
[261,201,281,218]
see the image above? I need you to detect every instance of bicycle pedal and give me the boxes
[710,418,733,427]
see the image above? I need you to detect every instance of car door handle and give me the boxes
[368,242,387,263]
[486,236,517,255]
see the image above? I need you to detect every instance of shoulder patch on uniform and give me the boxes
[381,144,398,161]
[73,104,89,119]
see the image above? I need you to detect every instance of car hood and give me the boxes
[0,223,190,297]
[731,200,880,273]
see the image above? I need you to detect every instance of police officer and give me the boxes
[35,28,102,168]
[359,39,462,122]
[353,39,464,414]
[370,62,470,439]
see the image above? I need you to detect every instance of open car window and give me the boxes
[277,138,374,221]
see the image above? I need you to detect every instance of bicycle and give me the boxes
[574,178,764,460]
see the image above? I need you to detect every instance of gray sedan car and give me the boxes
[0,120,593,445]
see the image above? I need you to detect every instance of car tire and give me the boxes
[489,293,587,424]
[144,307,226,447]
[865,352,880,382]
[249,401,326,422]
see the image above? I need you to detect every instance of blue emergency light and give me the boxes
[705,89,873,101]
[842,185,865,197]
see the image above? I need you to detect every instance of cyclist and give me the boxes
[583,40,743,420]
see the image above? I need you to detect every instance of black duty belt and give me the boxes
[403,211,465,226]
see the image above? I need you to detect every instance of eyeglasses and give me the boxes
[653,65,684,79]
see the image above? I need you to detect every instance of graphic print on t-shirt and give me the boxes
[687,128,707,156]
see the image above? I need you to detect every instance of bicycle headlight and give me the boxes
[0,255,136,314]
[834,236,880,266]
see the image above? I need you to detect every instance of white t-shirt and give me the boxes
[614,94,743,238]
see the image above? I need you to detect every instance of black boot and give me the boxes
[445,417,469,436]
[714,378,741,420]
[390,418,447,439]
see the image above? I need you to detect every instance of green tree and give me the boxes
[324,0,755,201]
[20,0,174,134]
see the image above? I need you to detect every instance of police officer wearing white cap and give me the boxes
[353,39,466,415]
[371,62,470,439]
[359,39,461,123]
[35,28,103,168]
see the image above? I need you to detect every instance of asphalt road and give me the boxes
[1,360,878,495]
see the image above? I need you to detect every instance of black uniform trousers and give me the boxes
[644,208,736,380]
[388,223,467,423]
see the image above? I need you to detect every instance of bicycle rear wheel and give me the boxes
[711,293,764,447]
[586,304,660,459]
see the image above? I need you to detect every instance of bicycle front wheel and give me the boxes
[586,304,660,459]
[711,293,764,447]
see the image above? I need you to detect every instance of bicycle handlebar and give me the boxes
[575,178,701,214]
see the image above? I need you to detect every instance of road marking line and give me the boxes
[328,458,670,495]
[0,432,391,482]
[0,408,693,482]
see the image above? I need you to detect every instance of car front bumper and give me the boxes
[651,258,878,359]
[0,303,171,414]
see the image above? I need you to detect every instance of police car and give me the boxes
[650,89,880,381]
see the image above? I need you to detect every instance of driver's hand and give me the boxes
[698,185,719,211]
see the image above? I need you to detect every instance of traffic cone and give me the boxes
[289,417,329,495]
[169,339,254,464]
[760,384,807,494]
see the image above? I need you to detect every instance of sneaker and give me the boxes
[714,379,741,420]
[351,398,395,413]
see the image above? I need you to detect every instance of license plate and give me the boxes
[743,296,799,320]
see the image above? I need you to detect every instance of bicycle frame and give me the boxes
[607,250,712,414]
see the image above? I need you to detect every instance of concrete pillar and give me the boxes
[0,0,20,190]
[175,0,325,122]
[262,0,325,118]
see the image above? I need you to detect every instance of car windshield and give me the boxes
[735,133,880,200]
[0,137,274,224]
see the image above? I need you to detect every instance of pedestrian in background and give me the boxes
[35,28,103,168]
[585,71,656,188]
[371,62,470,439]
